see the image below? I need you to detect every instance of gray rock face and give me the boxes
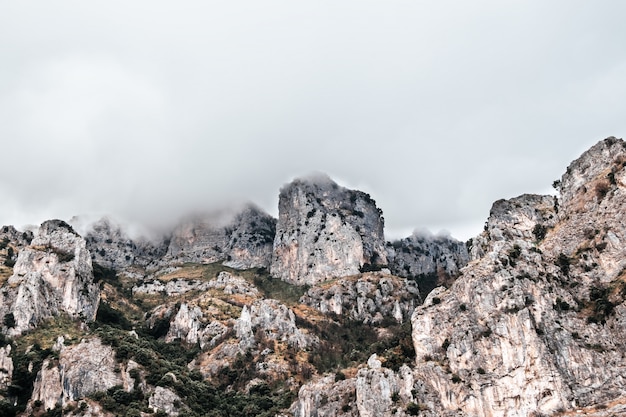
[0,225,33,282]
[29,338,122,410]
[387,232,469,297]
[0,345,13,394]
[356,355,416,417]
[300,272,420,324]
[291,356,417,417]
[290,374,358,417]
[166,204,276,268]
[0,220,100,335]
[235,299,318,350]
[271,175,387,286]
[149,386,183,416]
[82,217,167,269]
[409,138,626,416]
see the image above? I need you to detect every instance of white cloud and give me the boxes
[0,1,625,240]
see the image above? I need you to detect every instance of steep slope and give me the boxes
[166,204,276,269]
[0,226,33,284]
[0,220,100,336]
[3,138,625,417]
[271,175,387,286]
[408,137,626,416]
[387,232,469,297]
[81,217,168,269]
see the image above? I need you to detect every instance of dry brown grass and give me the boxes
[0,265,13,285]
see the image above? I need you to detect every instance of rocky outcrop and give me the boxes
[290,374,358,417]
[387,232,469,297]
[134,271,259,298]
[235,299,318,350]
[0,225,33,284]
[149,386,183,416]
[300,272,420,324]
[166,204,276,268]
[29,338,122,411]
[409,137,626,416]
[0,225,33,249]
[271,175,387,286]
[0,345,13,393]
[0,220,100,335]
[356,355,416,417]
[81,217,167,269]
[290,355,417,417]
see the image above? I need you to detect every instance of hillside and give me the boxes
[1,137,625,416]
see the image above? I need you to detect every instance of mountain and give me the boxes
[0,137,624,417]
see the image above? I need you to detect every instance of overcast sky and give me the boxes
[1,1,625,240]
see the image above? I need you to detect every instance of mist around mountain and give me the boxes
[1,137,625,416]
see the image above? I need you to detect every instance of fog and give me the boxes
[1,1,625,240]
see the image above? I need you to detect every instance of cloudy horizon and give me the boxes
[1,1,625,241]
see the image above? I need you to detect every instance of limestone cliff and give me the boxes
[166,204,276,268]
[300,272,420,324]
[387,232,469,297]
[0,220,100,336]
[2,138,626,417]
[0,225,33,284]
[28,338,124,411]
[81,217,167,269]
[408,137,626,416]
[0,345,13,394]
[271,175,387,286]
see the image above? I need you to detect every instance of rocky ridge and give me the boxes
[0,220,100,336]
[407,137,626,416]
[271,175,388,286]
[165,204,276,269]
[387,232,469,297]
[300,272,420,324]
[0,137,624,417]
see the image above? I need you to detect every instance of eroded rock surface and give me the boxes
[29,338,122,411]
[387,232,469,297]
[235,299,318,350]
[300,272,420,324]
[271,175,387,286]
[81,217,167,269]
[166,204,276,268]
[149,386,183,416]
[290,374,358,417]
[0,345,13,394]
[409,137,626,416]
[0,220,100,335]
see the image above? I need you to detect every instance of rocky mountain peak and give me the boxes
[271,175,387,286]
[0,220,100,336]
[559,136,626,205]
[407,137,626,416]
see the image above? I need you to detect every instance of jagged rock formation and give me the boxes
[29,338,123,411]
[271,175,387,286]
[2,138,625,417]
[290,374,358,417]
[235,298,318,350]
[81,217,167,269]
[149,386,183,416]
[0,225,33,284]
[291,355,417,417]
[408,137,626,416]
[166,204,276,268]
[0,345,13,394]
[355,356,415,417]
[0,220,100,335]
[300,272,420,324]
[387,232,469,297]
